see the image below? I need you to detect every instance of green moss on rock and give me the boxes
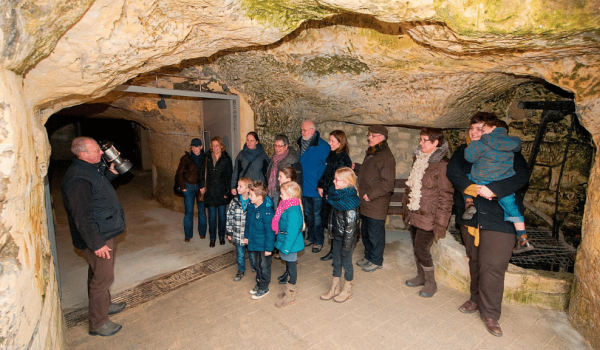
[301,55,369,76]
[241,0,333,32]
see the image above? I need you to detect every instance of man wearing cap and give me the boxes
[62,136,127,336]
[356,125,396,272]
[297,120,331,253]
[176,138,207,242]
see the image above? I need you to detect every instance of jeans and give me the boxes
[332,236,354,281]
[252,251,272,291]
[360,215,386,266]
[466,174,524,223]
[207,205,227,241]
[303,196,324,245]
[235,243,255,273]
[183,183,207,239]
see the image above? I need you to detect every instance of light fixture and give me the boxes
[157,94,170,109]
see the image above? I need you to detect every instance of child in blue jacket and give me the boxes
[272,181,305,308]
[464,119,533,254]
[244,181,275,300]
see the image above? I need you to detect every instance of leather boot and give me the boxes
[320,277,340,300]
[277,269,289,284]
[275,283,297,308]
[320,247,333,261]
[419,265,437,298]
[405,258,425,287]
[333,281,353,303]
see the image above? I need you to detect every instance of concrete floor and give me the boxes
[51,167,592,350]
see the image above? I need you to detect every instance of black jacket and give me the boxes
[176,151,205,189]
[446,144,529,233]
[205,151,233,207]
[317,150,352,197]
[329,208,360,252]
[62,158,125,251]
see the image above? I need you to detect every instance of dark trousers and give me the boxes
[84,238,116,330]
[303,196,324,245]
[183,183,207,239]
[286,261,298,285]
[332,236,354,281]
[360,215,386,265]
[409,226,435,268]
[252,251,272,291]
[207,205,226,241]
[460,225,516,321]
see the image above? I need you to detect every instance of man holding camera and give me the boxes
[62,136,126,337]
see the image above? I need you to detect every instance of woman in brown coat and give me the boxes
[402,128,454,298]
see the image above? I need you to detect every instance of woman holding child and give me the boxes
[402,128,454,299]
[446,112,529,337]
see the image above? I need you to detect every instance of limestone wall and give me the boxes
[0,71,67,349]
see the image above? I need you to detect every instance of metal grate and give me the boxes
[64,250,236,329]
[509,227,576,272]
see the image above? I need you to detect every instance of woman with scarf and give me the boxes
[176,138,207,242]
[320,167,361,303]
[316,130,352,261]
[402,128,454,298]
[231,132,270,196]
[266,134,303,208]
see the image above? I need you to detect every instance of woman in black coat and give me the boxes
[317,130,352,260]
[204,136,233,247]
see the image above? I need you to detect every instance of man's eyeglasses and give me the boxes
[367,133,382,139]
[274,144,286,148]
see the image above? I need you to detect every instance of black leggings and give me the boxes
[286,261,297,285]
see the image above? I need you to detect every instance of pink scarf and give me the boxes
[268,148,289,199]
[272,198,300,234]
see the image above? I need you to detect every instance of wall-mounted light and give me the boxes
[157,94,170,109]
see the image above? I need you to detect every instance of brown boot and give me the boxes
[419,265,437,298]
[405,258,424,287]
[320,277,340,300]
[275,283,297,308]
[334,281,353,303]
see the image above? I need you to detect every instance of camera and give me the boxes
[100,141,133,174]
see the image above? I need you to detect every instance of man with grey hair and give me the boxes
[297,120,330,252]
[62,136,126,336]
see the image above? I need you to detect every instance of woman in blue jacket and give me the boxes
[272,181,305,308]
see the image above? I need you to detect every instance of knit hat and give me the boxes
[368,125,388,139]
[190,138,202,147]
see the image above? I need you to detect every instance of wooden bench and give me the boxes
[353,163,407,215]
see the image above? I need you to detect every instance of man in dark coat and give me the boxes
[62,137,126,337]
[356,125,396,272]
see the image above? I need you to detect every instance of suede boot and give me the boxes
[275,283,297,308]
[419,265,437,298]
[405,258,425,287]
[334,281,353,303]
[320,277,340,300]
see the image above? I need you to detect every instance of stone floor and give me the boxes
[52,168,592,350]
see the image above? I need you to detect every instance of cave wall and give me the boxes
[1,0,600,348]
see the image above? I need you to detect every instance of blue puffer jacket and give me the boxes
[245,196,275,252]
[465,127,521,183]
[297,131,330,197]
[275,205,305,255]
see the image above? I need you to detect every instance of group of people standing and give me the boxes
[62,111,528,337]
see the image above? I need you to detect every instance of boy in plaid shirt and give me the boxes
[227,177,255,281]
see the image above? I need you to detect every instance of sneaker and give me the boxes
[249,285,260,295]
[462,202,477,220]
[356,258,369,267]
[304,239,314,247]
[513,235,535,254]
[312,244,322,253]
[362,261,383,272]
[89,321,122,337]
[234,271,245,282]
[251,289,270,300]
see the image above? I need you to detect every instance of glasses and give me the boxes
[301,128,313,133]
[419,138,431,143]
[274,144,286,148]
[333,178,345,183]
[367,133,381,139]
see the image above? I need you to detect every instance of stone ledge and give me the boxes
[431,234,574,311]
